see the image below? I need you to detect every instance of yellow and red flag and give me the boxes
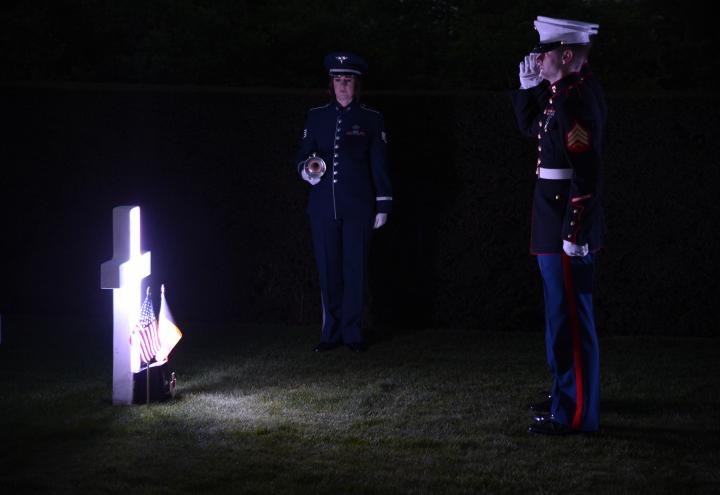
[155,284,183,364]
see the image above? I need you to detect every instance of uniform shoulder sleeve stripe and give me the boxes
[359,104,381,115]
[309,103,330,112]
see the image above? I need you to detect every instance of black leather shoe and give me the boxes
[531,413,553,423]
[528,416,574,436]
[528,397,552,414]
[313,342,340,352]
[346,342,367,352]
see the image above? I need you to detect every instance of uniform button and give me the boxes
[567,234,572,239]
[549,98,554,104]
[538,121,543,127]
[555,194,560,200]
[338,119,342,123]
[537,158,542,165]
[334,153,338,158]
[537,133,542,139]
[570,221,575,226]
[333,179,337,183]
[333,162,338,166]
[573,209,578,214]
[537,146,542,151]
[334,145,339,149]
[333,171,338,175]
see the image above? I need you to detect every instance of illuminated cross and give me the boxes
[101,206,151,405]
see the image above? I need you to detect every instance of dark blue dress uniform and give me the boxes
[296,53,392,348]
[511,64,606,432]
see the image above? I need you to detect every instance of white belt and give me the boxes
[537,167,573,180]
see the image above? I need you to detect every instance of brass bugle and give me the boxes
[304,152,327,178]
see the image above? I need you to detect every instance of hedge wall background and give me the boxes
[1,86,717,336]
[2,0,716,91]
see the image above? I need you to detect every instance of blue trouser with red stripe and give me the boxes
[537,253,600,432]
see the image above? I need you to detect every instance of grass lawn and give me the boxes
[1,317,718,494]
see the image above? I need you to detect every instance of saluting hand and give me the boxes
[519,53,542,89]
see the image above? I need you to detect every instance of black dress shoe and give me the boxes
[528,416,574,436]
[313,342,340,352]
[531,413,553,423]
[346,342,367,352]
[528,397,552,414]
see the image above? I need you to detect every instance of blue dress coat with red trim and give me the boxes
[511,67,606,254]
[296,100,392,221]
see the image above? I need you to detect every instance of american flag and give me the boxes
[135,290,160,365]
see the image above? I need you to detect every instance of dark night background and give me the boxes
[1,0,718,337]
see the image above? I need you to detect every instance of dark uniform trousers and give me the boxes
[512,65,606,432]
[297,100,392,345]
[311,216,372,344]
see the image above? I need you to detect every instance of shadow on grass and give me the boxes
[599,397,720,449]
[602,398,710,416]
[600,423,720,448]
[1,321,718,494]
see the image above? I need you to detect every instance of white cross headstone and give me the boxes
[101,206,151,405]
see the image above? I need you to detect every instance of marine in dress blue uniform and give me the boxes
[296,52,392,352]
[511,17,606,434]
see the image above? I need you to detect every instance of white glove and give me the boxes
[519,53,542,89]
[373,213,387,229]
[563,240,589,257]
[301,168,320,186]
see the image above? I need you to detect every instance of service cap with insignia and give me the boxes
[532,16,599,53]
[324,52,368,77]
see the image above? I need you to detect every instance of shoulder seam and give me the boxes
[359,104,381,115]
[309,103,331,112]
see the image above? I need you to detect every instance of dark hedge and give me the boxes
[1,0,717,91]
[1,85,717,337]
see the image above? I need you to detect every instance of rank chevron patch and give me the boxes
[565,122,591,153]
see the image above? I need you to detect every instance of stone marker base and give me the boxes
[132,363,177,404]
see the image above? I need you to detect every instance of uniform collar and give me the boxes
[550,72,582,95]
[580,62,593,79]
[335,98,355,112]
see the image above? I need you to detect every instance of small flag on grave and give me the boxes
[155,284,183,364]
[134,287,160,365]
